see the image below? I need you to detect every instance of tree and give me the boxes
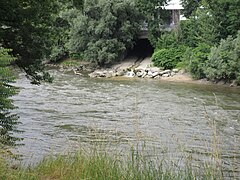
[183,0,240,40]
[206,0,240,40]
[69,0,142,66]
[182,0,202,17]
[0,0,58,84]
[50,0,85,62]
[179,3,218,47]
[0,48,21,148]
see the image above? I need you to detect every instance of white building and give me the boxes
[164,0,186,26]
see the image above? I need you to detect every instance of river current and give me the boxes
[12,70,240,177]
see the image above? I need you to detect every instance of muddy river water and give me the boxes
[13,70,240,177]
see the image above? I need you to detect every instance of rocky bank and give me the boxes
[87,56,192,82]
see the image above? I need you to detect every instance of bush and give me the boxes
[204,32,240,82]
[155,32,179,50]
[152,46,186,69]
[185,43,211,79]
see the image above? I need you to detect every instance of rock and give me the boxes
[142,71,148,78]
[159,69,171,75]
[103,70,108,74]
[125,70,135,77]
[88,70,106,78]
[73,69,83,76]
[99,72,106,77]
[105,73,112,78]
[112,73,117,77]
[89,72,97,78]
[162,74,169,77]
[147,71,153,77]
[135,67,144,72]
[116,70,125,76]
[172,68,179,73]
[136,71,144,77]
[152,71,159,78]
[170,72,176,77]
[150,67,160,72]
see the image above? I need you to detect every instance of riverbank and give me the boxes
[48,58,239,87]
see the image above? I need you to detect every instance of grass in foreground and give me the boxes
[0,148,224,180]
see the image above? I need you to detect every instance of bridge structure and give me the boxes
[138,29,148,39]
[137,0,186,39]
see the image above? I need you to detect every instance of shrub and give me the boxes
[155,32,179,50]
[152,46,186,69]
[186,43,211,79]
[204,32,240,82]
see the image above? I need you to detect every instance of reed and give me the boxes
[0,144,224,180]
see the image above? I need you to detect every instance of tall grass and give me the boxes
[0,145,224,180]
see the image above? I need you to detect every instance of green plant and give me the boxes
[0,146,224,180]
[69,0,142,66]
[179,4,218,48]
[204,32,240,82]
[61,60,80,67]
[155,32,179,50]
[152,46,187,69]
[0,48,21,148]
[186,43,211,79]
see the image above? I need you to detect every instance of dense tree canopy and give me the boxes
[69,0,142,66]
[182,0,240,40]
[0,0,59,83]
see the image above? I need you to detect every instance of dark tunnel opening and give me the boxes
[127,39,154,59]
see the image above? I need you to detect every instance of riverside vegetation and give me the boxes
[0,146,225,179]
[0,0,240,179]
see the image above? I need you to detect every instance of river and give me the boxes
[12,70,240,178]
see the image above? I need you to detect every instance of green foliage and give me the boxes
[0,48,21,148]
[156,32,179,50]
[49,1,85,63]
[0,148,224,179]
[182,0,202,18]
[179,4,218,48]
[152,46,186,69]
[204,32,240,82]
[183,0,240,41]
[69,0,142,66]
[0,0,57,83]
[206,0,240,40]
[84,39,126,66]
[184,43,211,79]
